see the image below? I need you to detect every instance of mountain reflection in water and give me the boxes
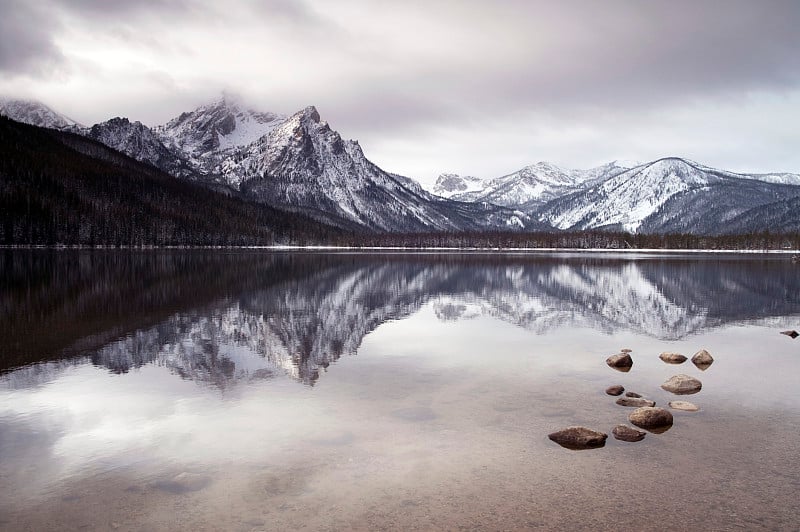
[2,250,799,388]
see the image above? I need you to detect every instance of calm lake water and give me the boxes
[1,250,800,531]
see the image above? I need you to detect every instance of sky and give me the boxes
[1,0,799,185]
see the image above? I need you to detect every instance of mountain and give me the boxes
[155,95,286,187]
[233,106,529,231]
[438,161,637,211]
[5,96,528,232]
[432,173,487,198]
[5,95,800,236]
[0,97,81,130]
[537,158,800,233]
[0,115,343,246]
[84,117,203,181]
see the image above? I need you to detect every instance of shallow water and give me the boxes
[1,251,799,530]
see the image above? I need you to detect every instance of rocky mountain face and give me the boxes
[1,96,526,232]
[537,158,800,233]
[433,158,800,234]
[4,95,800,235]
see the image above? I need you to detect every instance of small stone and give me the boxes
[669,400,700,412]
[691,349,714,370]
[612,424,646,442]
[780,330,799,339]
[661,374,702,395]
[620,348,633,353]
[616,396,656,407]
[629,407,674,432]
[659,352,687,364]
[605,385,625,396]
[625,391,642,398]
[152,472,211,494]
[548,426,608,450]
[606,353,633,372]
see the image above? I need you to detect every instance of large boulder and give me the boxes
[606,353,633,372]
[612,424,646,442]
[629,407,673,432]
[691,349,714,370]
[548,426,608,450]
[605,385,625,396]
[616,396,656,408]
[661,374,702,395]
[659,352,687,364]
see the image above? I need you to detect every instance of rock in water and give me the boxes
[691,349,714,370]
[625,391,642,398]
[548,426,608,450]
[629,407,674,432]
[616,396,656,407]
[612,424,646,442]
[606,353,633,372]
[620,348,633,353]
[605,385,625,396]
[669,401,700,412]
[661,374,702,395]
[780,330,798,339]
[659,352,687,364]
[153,472,211,493]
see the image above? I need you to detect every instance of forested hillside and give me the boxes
[0,116,343,246]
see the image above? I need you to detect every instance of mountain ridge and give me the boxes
[2,96,800,235]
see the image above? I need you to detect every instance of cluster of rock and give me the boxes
[548,348,714,450]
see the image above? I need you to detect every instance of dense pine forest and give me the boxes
[1,115,798,250]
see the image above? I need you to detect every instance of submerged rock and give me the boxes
[661,374,702,395]
[669,400,700,412]
[691,349,714,370]
[659,352,687,364]
[153,472,211,494]
[780,330,798,339]
[606,385,625,396]
[612,424,646,442]
[606,353,633,372]
[616,396,656,407]
[548,426,608,450]
[625,391,642,398]
[629,407,674,432]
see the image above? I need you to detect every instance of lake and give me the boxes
[1,250,799,531]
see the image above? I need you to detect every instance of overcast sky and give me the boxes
[1,0,799,184]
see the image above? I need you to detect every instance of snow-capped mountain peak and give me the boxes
[432,173,487,198]
[156,95,286,169]
[0,97,82,129]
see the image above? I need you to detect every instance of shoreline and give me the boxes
[1,245,798,254]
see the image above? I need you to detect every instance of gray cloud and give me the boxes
[0,0,65,77]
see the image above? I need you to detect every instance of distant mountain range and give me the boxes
[3,95,800,235]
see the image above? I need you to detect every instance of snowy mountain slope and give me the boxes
[537,157,800,233]
[155,95,285,187]
[236,106,528,231]
[638,177,800,234]
[432,173,487,198]
[431,161,637,210]
[715,194,800,234]
[0,97,82,130]
[84,117,202,181]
